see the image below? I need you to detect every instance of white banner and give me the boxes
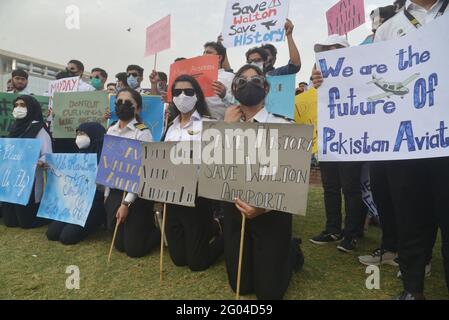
[222,0,290,48]
[317,14,449,162]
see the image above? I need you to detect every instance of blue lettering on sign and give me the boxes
[394,121,449,152]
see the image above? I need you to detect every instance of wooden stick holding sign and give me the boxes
[236,213,246,300]
[107,192,127,264]
[159,203,167,283]
[154,53,158,71]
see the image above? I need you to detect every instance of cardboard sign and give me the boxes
[167,55,219,101]
[46,76,80,112]
[0,138,41,205]
[222,0,290,48]
[139,142,199,207]
[96,135,142,193]
[37,154,98,227]
[52,91,109,138]
[317,14,449,161]
[145,15,171,56]
[326,0,366,36]
[198,122,313,216]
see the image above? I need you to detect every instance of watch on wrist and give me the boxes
[122,201,132,208]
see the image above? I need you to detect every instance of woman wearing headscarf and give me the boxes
[46,122,107,245]
[3,95,52,229]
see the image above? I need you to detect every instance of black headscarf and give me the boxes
[76,122,106,163]
[9,95,50,138]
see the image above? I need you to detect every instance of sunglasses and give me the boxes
[128,72,140,78]
[115,99,135,108]
[173,88,196,97]
[233,76,266,89]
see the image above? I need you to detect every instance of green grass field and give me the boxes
[0,187,447,300]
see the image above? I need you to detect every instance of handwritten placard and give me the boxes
[138,142,199,207]
[46,76,80,112]
[317,14,449,161]
[53,91,109,138]
[222,0,290,48]
[295,88,318,154]
[167,55,219,101]
[96,135,142,193]
[37,154,98,227]
[265,74,296,120]
[198,122,313,216]
[0,138,41,205]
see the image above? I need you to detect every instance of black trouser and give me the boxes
[320,162,364,239]
[105,189,160,258]
[46,191,106,245]
[385,158,447,293]
[2,190,49,229]
[166,197,224,271]
[223,202,294,300]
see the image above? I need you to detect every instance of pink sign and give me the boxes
[326,0,365,36]
[145,15,171,56]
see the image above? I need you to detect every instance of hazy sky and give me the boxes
[0,0,392,86]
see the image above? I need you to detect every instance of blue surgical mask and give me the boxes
[127,76,139,89]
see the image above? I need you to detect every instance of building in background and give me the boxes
[0,49,90,95]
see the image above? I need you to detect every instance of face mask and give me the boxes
[90,78,103,90]
[234,82,267,107]
[12,107,27,119]
[250,62,265,72]
[66,68,77,77]
[127,76,139,89]
[76,135,91,150]
[173,94,198,114]
[115,100,135,121]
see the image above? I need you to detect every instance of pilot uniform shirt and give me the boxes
[247,107,293,124]
[105,118,153,204]
[164,110,204,142]
[374,0,448,42]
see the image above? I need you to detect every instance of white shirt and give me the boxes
[375,0,447,42]
[248,107,293,124]
[34,125,53,203]
[206,69,236,120]
[164,110,204,142]
[105,118,153,203]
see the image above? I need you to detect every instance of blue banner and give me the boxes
[265,74,296,120]
[109,95,165,142]
[96,135,142,193]
[37,154,98,227]
[0,138,41,205]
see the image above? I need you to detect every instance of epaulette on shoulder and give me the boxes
[202,115,217,121]
[272,113,295,123]
[135,123,149,131]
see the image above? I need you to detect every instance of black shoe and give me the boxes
[292,238,305,272]
[396,291,426,300]
[309,231,342,245]
[337,238,357,253]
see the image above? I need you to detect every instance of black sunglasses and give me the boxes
[127,72,140,78]
[173,88,196,97]
[115,99,135,108]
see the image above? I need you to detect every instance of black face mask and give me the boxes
[66,68,78,77]
[234,82,267,107]
[115,100,135,121]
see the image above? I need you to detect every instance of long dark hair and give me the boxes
[170,75,211,118]
[115,87,143,123]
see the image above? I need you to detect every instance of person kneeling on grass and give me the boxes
[46,122,107,245]
[221,65,304,300]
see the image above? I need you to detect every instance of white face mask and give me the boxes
[173,93,198,114]
[12,107,27,119]
[76,135,91,150]
[250,62,264,71]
